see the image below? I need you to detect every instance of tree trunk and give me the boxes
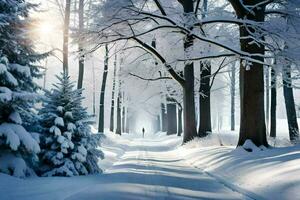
[98,44,109,133]
[182,0,197,143]
[177,106,183,136]
[161,103,167,132]
[77,0,84,89]
[265,66,270,134]
[125,109,130,133]
[63,0,71,75]
[198,61,212,137]
[116,93,122,135]
[167,99,177,135]
[270,68,277,138]
[234,2,268,147]
[230,63,236,131]
[109,53,117,132]
[283,65,299,142]
[122,97,126,133]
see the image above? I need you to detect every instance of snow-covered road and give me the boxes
[4,132,299,200]
[65,137,247,200]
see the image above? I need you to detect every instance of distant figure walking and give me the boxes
[142,127,145,138]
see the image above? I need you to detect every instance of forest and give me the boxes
[0,0,300,199]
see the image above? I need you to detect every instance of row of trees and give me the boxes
[80,0,300,147]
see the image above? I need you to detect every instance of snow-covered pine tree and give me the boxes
[39,73,103,177]
[0,1,45,177]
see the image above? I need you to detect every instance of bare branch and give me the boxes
[129,72,172,81]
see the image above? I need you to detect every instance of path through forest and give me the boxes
[66,135,250,200]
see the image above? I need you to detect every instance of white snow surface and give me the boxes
[55,117,64,127]
[0,131,300,200]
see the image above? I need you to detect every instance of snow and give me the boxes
[67,123,76,132]
[57,106,64,112]
[8,111,22,124]
[0,153,28,178]
[1,131,300,199]
[54,117,64,127]
[9,64,31,78]
[0,123,40,153]
[65,111,73,119]
[0,87,12,102]
[0,63,7,74]
[50,125,61,136]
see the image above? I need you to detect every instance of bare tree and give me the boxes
[63,0,71,74]
[77,0,85,89]
[98,43,109,133]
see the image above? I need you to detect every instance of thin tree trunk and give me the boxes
[77,0,84,89]
[283,65,299,142]
[161,103,167,132]
[265,66,270,135]
[198,61,212,137]
[122,93,126,133]
[98,44,109,133]
[167,98,177,135]
[270,68,277,137]
[116,92,122,135]
[63,0,71,74]
[177,105,183,136]
[109,53,117,132]
[230,63,236,131]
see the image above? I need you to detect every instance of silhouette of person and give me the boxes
[142,127,145,138]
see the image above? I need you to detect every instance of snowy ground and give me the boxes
[1,130,300,200]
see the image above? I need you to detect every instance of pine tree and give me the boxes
[0,1,44,177]
[39,73,103,177]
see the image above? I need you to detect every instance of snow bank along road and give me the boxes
[66,137,250,200]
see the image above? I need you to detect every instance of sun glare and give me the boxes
[38,23,53,35]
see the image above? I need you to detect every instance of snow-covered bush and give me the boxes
[0,1,45,178]
[39,73,103,176]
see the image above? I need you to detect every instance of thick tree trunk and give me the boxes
[270,68,277,138]
[98,44,109,133]
[182,58,197,143]
[109,54,117,132]
[63,0,71,74]
[116,93,122,135]
[283,65,299,142]
[177,106,183,136]
[234,2,268,147]
[230,63,236,131]
[167,99,177,135]
[198,61,212,137]
[182,0,197,143]
[77,0,84,89]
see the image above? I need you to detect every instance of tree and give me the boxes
[282,64,299,143]
[198,61,212,137]
[109,53,117,132]
[98,44,109,133]
[177,104,183,136]
[229,0,268,147]
[166,97,177,135]
[230,62,236,131]
[77,0,85,89]
[270,68,277,138]
[0,0,46,177]
[63,0,71,74]
[39,73,103,176]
